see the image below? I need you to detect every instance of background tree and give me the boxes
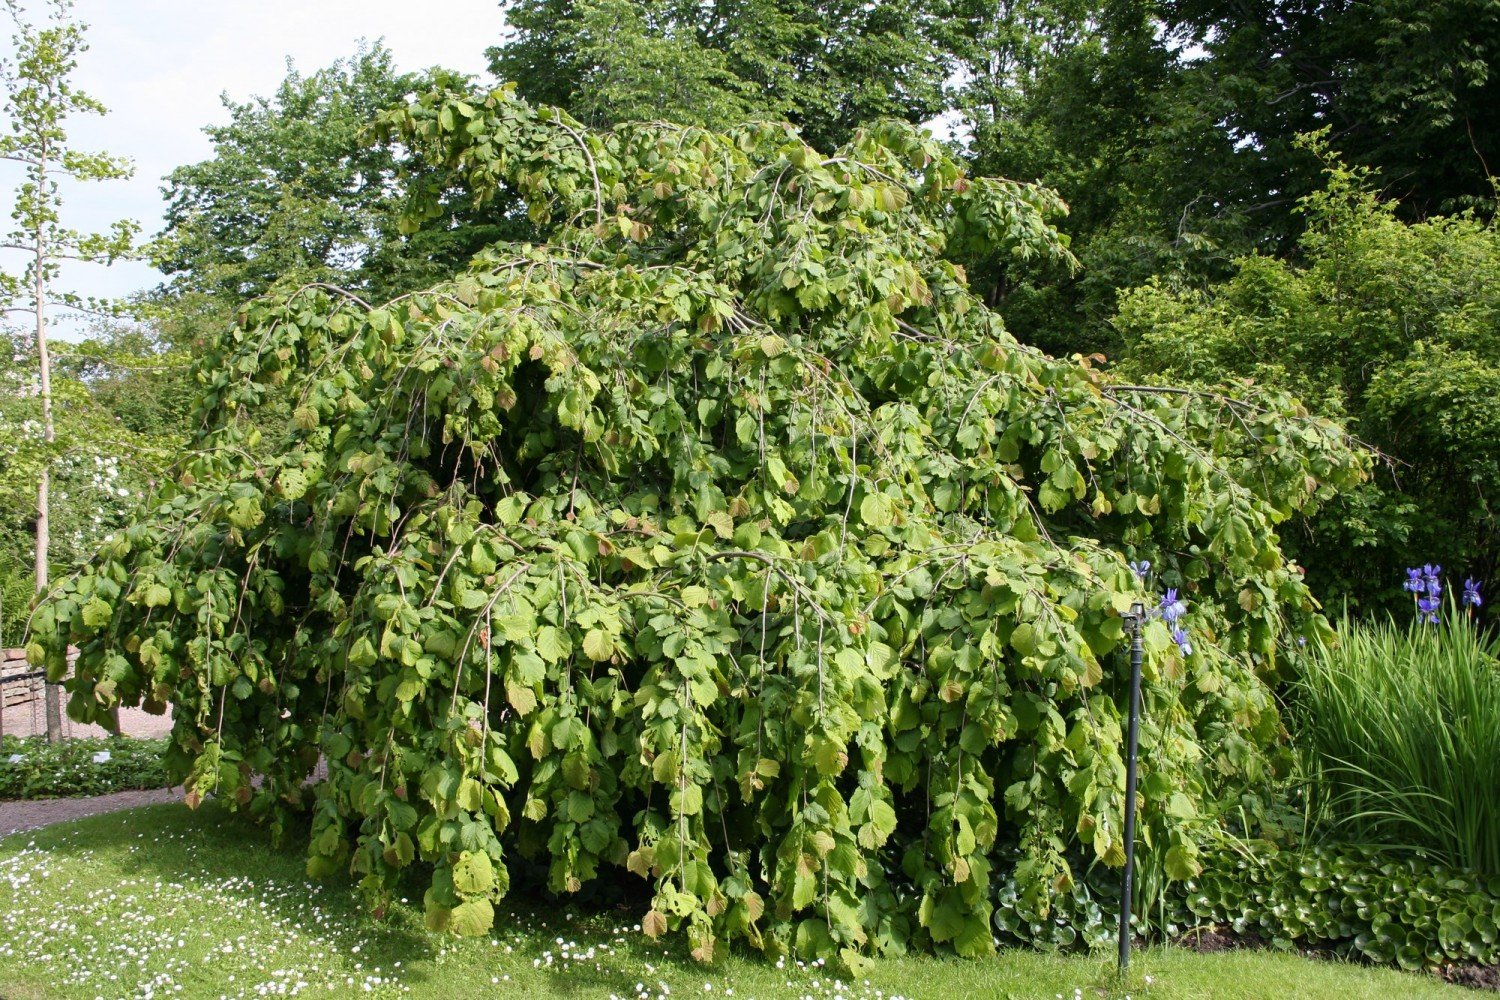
[0,321,187,649]
[153,44,521,333]
[947,1,1249,356]
[489,0,951,147]
[1114,142,1500,609]
[1162,0,1500,220]
[0,0,137,738]
[946,0,1500,358]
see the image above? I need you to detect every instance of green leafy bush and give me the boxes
[1293,614,1500,874]
[1178,843,1500,971]
[30,87,1363,967]
[1113,137,1500,610]
[992,840,1500,972]
[0,735,169,800]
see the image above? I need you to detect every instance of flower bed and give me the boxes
[0,735,169,799]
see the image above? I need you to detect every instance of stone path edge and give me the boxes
[0,785,182,838]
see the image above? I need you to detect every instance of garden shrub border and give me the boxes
[0,735,170,800]
[995,841,1500,974]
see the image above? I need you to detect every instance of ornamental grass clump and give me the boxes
[29,84,1364,967]
[1296,610,1500,875]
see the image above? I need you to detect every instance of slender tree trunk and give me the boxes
[33,171,62,743]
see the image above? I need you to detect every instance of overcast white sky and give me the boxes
[3,0,504,335]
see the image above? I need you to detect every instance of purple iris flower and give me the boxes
[1403,568,1424,593]
[1159,589,1187,625]
[1417,595,1441,624]
[1171,626,1193,657]
[1464,579,1483,609]
[1129,560,1151,580]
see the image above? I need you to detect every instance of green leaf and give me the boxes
[1009,623,1038,657]
[80,597,112,629]
[447,897,494,936]
[582,629,613,662]
[536,625,569,663]
[859,492,893,528]
[453,851,495,895]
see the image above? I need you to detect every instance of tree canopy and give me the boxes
[34,83,1363,965]
[1115,143,1500,607]
[489,0,951,149]
[154,44,522,315]
[945,0,1500,356]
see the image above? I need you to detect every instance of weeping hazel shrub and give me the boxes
[1295,610,1500,875]
[29,84,1363,969]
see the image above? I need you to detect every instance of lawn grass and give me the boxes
[0,804,1477,1000]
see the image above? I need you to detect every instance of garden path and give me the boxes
[0,785,181,837]
[2,700,182,837]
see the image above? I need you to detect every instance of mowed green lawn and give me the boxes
[0,804,1475,1000]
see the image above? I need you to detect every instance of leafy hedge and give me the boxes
[31,85,1364,968]
[0,736,169,800]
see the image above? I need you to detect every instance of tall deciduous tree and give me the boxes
[0,0,136,739]
[947,0,1500,357]
[1163,0,1500,220]
[489,0,951,148]
[0,321,186,649]
[154,45,520,324]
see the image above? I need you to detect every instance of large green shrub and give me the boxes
[1294,615,1500,874]
[1114,139,1500,610]
[30,88,1362,967]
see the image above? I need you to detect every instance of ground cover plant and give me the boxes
[30,86,1367,968]
[0,803,1475,1000]
[1178,840,1500,973]
[991,830,1500,975]
[0,735,169,800]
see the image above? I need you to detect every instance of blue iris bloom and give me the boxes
[1464,578,1483,609]
[1159,589,1187,625]
[1417,595,1441,624]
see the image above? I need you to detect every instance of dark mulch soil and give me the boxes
[1177,928,1269,953]
[1442,963,1500,992]
[1177,924,1499,993]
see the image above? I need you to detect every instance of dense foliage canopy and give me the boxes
[0,325,187,645]
[943,0,1500,356]
[34,87,1364,965]
[155,44,520,313]
[490,0,949,149]
[1115,146,1500,606]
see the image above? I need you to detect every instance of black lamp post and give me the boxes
[1118,601,1146,973]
